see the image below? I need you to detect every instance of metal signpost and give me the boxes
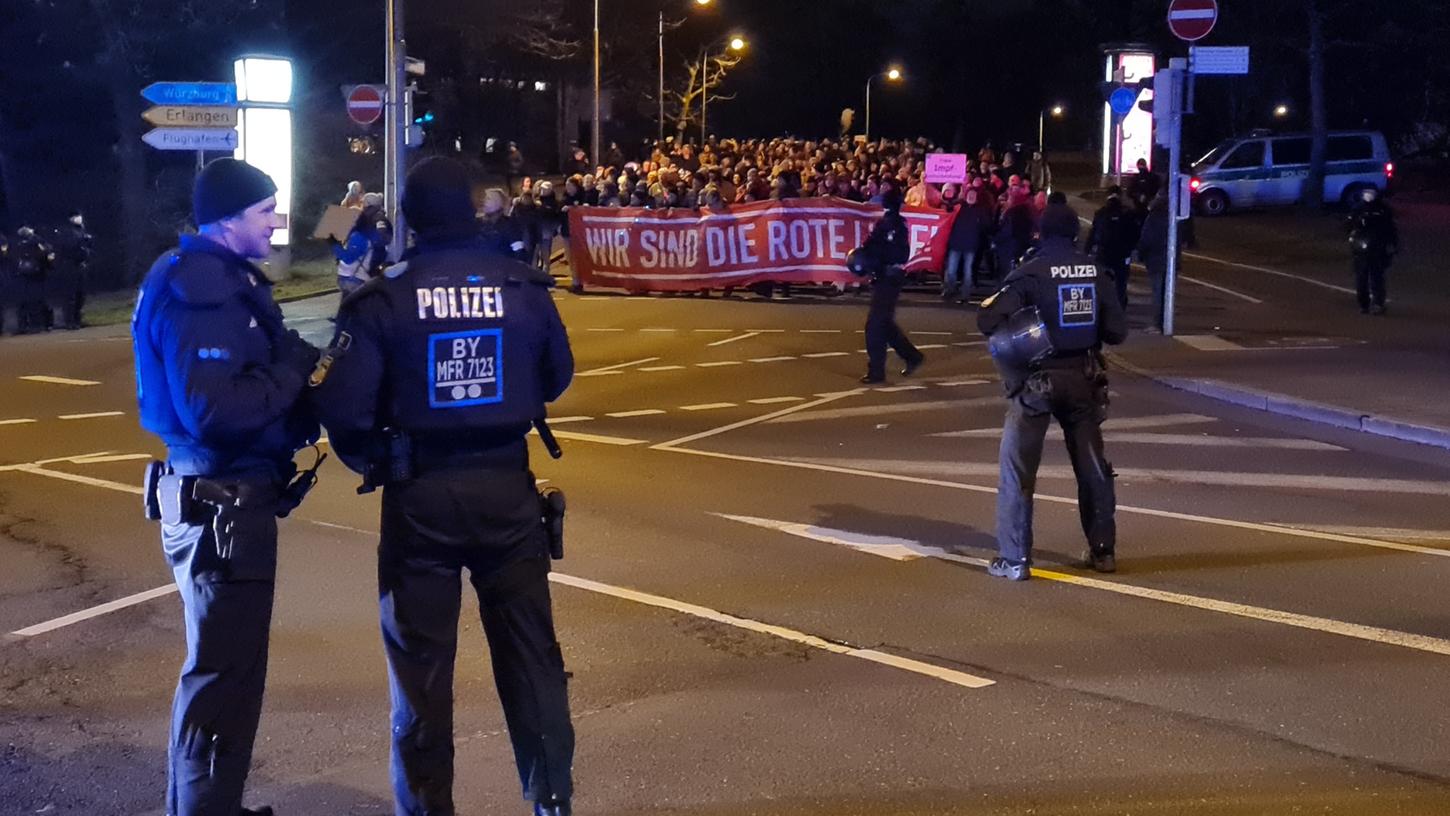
[139,82,239,172]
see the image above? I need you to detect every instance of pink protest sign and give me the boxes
[924,153,968,184]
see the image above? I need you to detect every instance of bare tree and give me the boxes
[671,49,744,142]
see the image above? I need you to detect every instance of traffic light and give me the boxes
[413,110,435,125]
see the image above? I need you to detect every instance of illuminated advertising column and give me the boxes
[233,56,293,247]
[1102,48,1156,176]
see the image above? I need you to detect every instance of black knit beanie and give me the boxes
[193,158,277,226]
[402,157,477,235]
[1040,203,1080,241]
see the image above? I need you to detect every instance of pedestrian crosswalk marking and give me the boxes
[19,375,101,386]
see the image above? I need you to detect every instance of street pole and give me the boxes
[864,76,872,141]
[592,0,601,168]
[385,0,407,260]
[1038,109,1044,152]
[699,49,707,145]
[658,11,665,145]
[1164,57,1187,337]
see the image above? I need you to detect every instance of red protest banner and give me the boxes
[566,197,956,292]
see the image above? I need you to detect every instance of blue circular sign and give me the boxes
[1109,87,1139,116]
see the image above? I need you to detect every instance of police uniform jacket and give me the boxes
[133,234,319,478]
[313,233,573,473]
[977,236,1129,366]
[861,210,910,271]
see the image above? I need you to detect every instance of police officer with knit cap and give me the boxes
[857,183,924,384]
[133,157,321,816]
[977,202,1128,581]
[312,156,576,816]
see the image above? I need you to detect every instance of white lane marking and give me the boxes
[575,370,622,377]
[1268,524,1450,543]
[916,331,953,336]
[1180,276,1265,305]
[549,572,994,689]
[1184,251,1358,296]
[58,411,126,420]
[936,379,991,387]
[8,464,144,495]
[952,341,986,348]
[767,397,1001,424]
[607,409,667,418]
[679,402,738,411]
[696,361,743,368]
[19,375,101,386]
[802,352,850,358]
[307,520,375,535]
[585,327,625,332]
[655,446,1450,560]
[1177,334,1246,352]
[1107,433,1345,451]
[718,512,1450,660]
[936,412,1217,437]
[639,365,686,372]
[11,584,177,637]
[640,328,677,333]
[745,329,788,333]
[748,396,806,405]
[654,391,861,449]
[69,453,155,464]
[578,356,659,376]
[708,332,760,347]
[692,328,734,333]
[875,385,927,393]
[0,418,38,426]
[545,416,594,424]
[915,344,949,350]
[533,429,647,446]
[800,329,843,334]
[749,356,796,363]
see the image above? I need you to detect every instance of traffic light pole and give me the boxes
[1163,57,1187,337]
[385,0,408,260]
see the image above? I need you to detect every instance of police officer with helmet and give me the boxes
[854,183,924,384]
[977,202,1128,581]
[133,157,322,816]
[312,156,576,816]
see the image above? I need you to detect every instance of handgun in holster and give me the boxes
[539,487,566,560]
[358,428,414,494]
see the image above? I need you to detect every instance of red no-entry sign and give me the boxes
[346,85,384,126]
[1168,0,1218,42]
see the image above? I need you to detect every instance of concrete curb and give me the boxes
[1141,371,1450,450]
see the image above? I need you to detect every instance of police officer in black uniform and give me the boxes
[312,157,576,816]
[977,203,1128,581]
[857,184,924,384]
[0,229,13,335]
[13,225,55,334]
[133,158,320,816]
[52,210,94,329]
[1346,186,1398,315]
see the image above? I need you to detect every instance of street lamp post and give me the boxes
[660,0,714,145]
[700,35,745,145]
[593,0,601,167]
[1038,103,1064,153]
[864,67,901,141]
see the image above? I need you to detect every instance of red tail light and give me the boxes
[1385,162,1395,178]
[1189,177,1202,192]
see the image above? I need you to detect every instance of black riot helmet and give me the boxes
[846,246,881,277]
[987,305,1056,376]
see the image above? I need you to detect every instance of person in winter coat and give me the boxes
[1135,194,1178,332]
[1027,150,1053,193]
[943,188,988,301]
[1086,188,1141,308]
[994,188,1036,278]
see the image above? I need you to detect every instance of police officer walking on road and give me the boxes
[855,183,925,384]
[312,157,577,816]
[1346,186,1398,315]
[133,158,322,816]
[977,202,1128,581]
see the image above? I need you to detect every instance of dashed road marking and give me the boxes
[639,365,686,372]
[748,396,807,405]
[916,331,953,336]
[640,328,677,333]
[800,329,843,334]
[692,328,734,333]
[952,341,986,348]
[0,418,37,426]
[749,356,796,363]
[11,584,177,638]
[802,352,850,359]
[876,385,927,393]
[680,402,738,411]
[58,411,126,420]
[20,375,100,386]
[578,356,659,376]
[546,416,594,424]
[915,344,949,350]
[608,409,667,418]
[535,429,647,446]
[585,327,625,332]
[936,379,991,387]
[575,370,622,377]
[697,361,744,368]
[549,572,995,689]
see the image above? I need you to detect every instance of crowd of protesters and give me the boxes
[0,213,93,335]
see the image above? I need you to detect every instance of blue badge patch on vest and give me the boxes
[428,329,503,408]
[197,346,232,360]
[1058,283,1096,328]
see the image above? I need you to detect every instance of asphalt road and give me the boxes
[3,282,1450,816]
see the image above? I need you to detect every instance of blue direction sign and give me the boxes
[142,128,239,151]
[1109,87,1140,116]
[141,82,237,107]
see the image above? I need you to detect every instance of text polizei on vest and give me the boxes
[1050,264,1098,279]
[415,286,505,320]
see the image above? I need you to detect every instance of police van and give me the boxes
[1189,130,1392,216]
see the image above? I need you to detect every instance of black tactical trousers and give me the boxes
[864,274,921,379]
[1353,252,1388,311]
[379,467,573,816]
[160,479,280,816]
[1099,256,1131,309]
[995,365,1116,563]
